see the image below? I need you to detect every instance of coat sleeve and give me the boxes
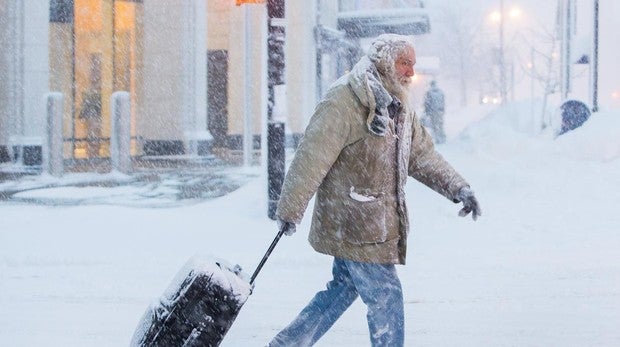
[276,98,352,224]
[407,111,469,202]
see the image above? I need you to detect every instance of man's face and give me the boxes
[394,46,416,86]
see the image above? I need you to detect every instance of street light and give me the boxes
[508,7,521,19]
[488,1,522,105]
[489,11,501,22]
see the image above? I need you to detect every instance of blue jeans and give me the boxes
[269,257,404,346]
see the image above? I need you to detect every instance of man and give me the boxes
[423,80,446,144]
[270,34,481,347]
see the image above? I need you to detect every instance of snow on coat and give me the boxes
[276,56,469,265]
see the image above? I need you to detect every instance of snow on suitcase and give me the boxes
[131,229,284,346]
[130,256,252,347]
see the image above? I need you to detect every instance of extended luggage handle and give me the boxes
[250,228,286,285]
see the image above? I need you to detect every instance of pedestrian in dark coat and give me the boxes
[423,80,446,144]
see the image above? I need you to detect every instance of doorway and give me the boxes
[49,0,142,160]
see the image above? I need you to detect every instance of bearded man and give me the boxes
[269,34,481,347]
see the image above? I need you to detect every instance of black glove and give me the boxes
[277,219,296,236]
[455,187,482,221]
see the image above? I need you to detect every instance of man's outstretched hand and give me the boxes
[456,187,482,221]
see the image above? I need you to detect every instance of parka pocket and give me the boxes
[341,191,388,244]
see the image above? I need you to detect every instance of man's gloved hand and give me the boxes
[277,219,296,236]
[455,187,482,221]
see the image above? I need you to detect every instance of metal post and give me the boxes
[499,0,507,105]
[267,121,285,219]
[7,1,25,139]
[566,0,572,99]
[315,0,322,101]
[560,0,573,101]
[44,92,64,177]
[530,47,536,133]
[510,60,515,102]
[267,0,286,219]
[111,91,132,174]
[591,0,599,112]
[243,6,254,167]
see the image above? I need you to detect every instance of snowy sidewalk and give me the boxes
[0,156,260,207]
[1,107,620,346]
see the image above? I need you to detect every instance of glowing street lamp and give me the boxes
[489,11,502,22]
[508,7,521,19]
[488,2,523,105]
[489,6,521,22]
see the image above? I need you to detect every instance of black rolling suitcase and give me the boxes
[130,229,285,347]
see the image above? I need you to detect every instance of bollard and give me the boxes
[268,121,285,220]
[44,92,64,176]
[111,91,132,173]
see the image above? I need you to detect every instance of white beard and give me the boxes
[381,72,411,107]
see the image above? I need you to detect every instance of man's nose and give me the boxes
[406,66,415,77]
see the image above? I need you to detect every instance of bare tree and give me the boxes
[428,3,493,107]
[515,23,561,130]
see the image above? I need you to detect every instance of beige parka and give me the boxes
[276,57,469,265]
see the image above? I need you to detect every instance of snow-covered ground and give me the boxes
[1,102,619,346]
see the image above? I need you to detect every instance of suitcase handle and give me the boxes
[250,228,285,285]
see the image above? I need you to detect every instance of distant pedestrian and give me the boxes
[79,90,102,157]
[423,80,446,144]
[80,53,103,158]
[269,34,481,347]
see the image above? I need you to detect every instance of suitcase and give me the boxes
[131,230,284,347]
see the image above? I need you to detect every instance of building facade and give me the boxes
[0,0,428,169]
